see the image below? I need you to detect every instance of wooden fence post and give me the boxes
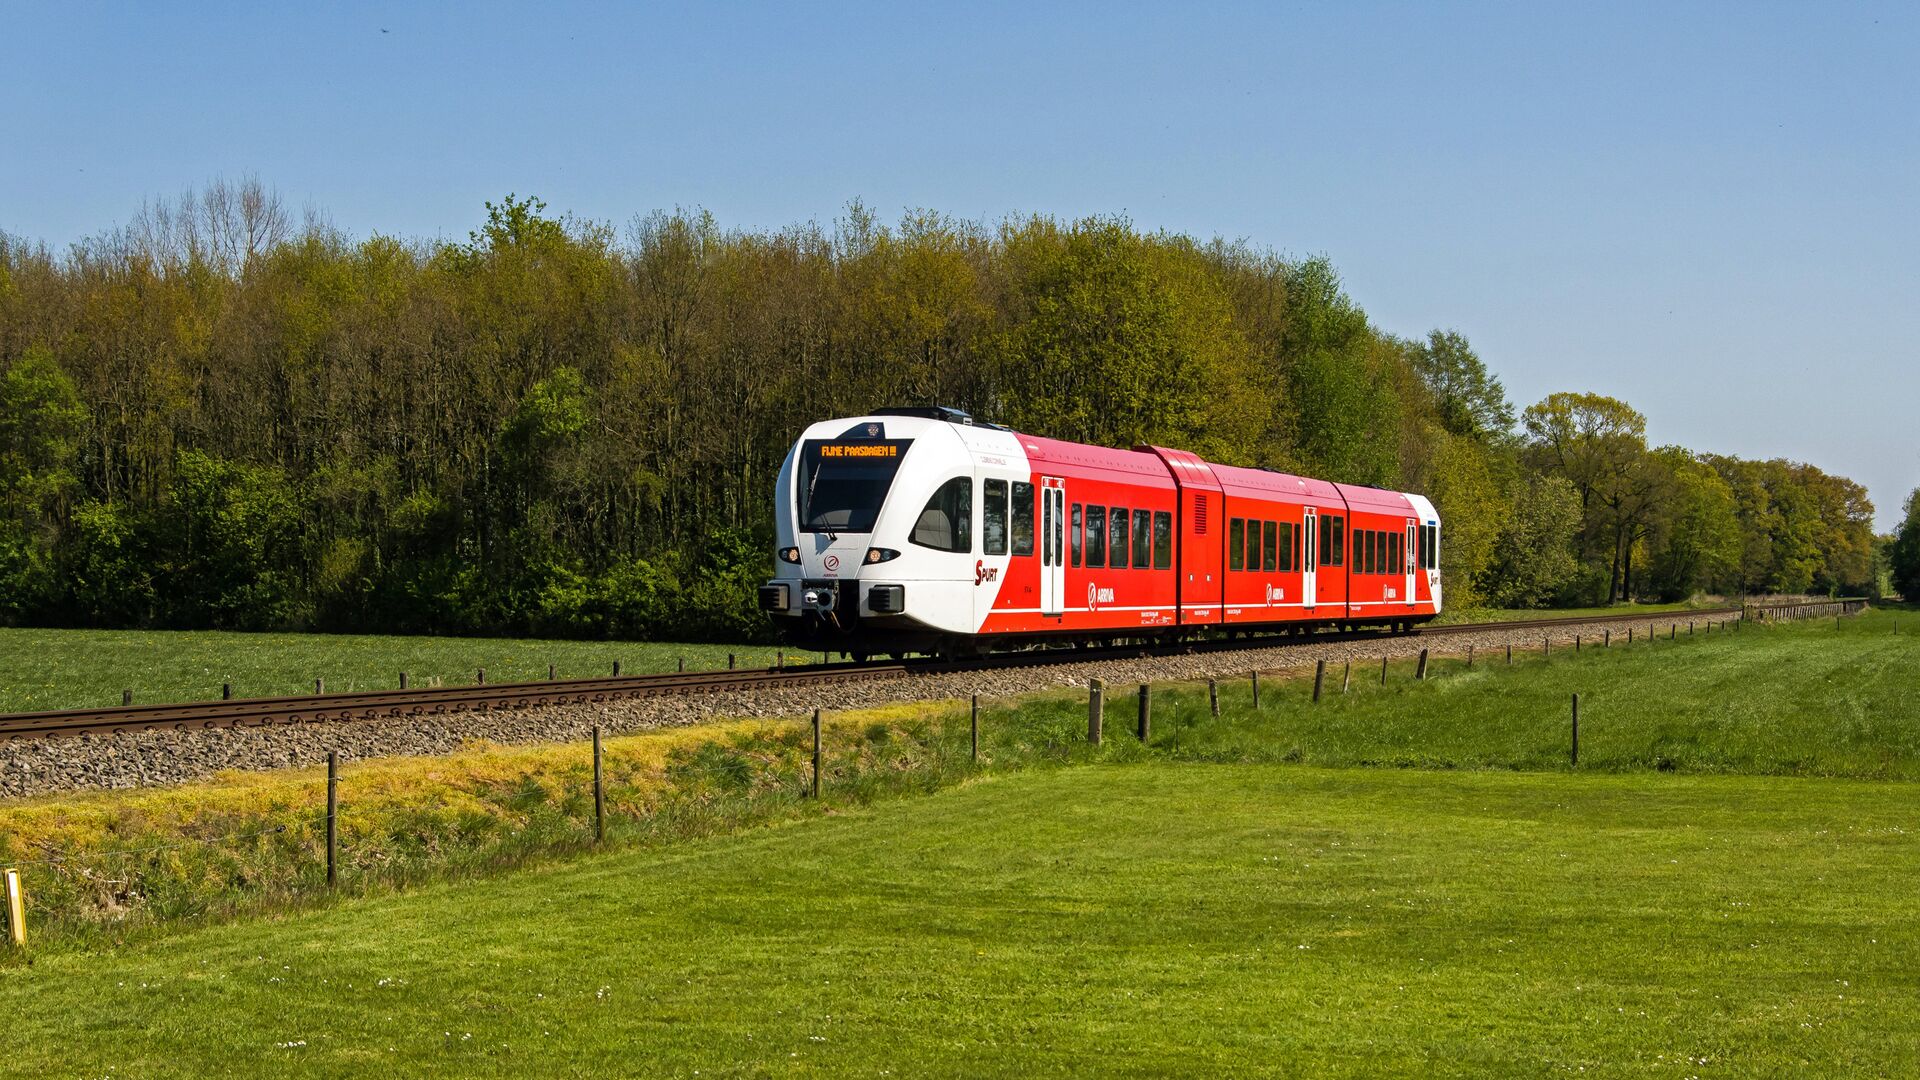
[613,660,622,676]
[1208,679,1220,717]
[728,653,736,670]
[592,725,605,842]
[1543,636,1550,658]
[1088,680,1104,745]
[1575,635,1581,653]
[1467,645,1474,668]
[122,689,131,706]
[1571,693,1579,767]
[475,669,483,686]
[971,694,980,762]
[1342,661,1352,693]
[222,682,232,700]
[1506,644,1513,666]
[811,709,823,798]
[678,657,685,673]
[1313,660,1326,702]
[549,663,556,680]
[3,867,23,950]
[399,671,408,689]
[1603,630,1610,648]
[1415,650,1429,680]
[1251,671,1261,709]
[1380,656,1389,685]
[1137,684,1151,742]
[326,751,339,888]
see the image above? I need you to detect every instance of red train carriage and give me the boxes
[761,408,1440,656]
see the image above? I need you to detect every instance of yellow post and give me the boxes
[4,867,23,949]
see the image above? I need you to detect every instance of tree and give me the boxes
[1645,449,1742,599]
[1424,430,1507,609]
[994,217,1261,462]
[1408,330,1514,441]
[1891,490,1920,601]
[1482,474,1582,608]
[1521,393,1657,600]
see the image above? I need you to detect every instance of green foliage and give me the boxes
[1482,474,1582,607]
[994,218,1260,460]
[1892,489,1920,600]
[0,191,1882,632]
[1408,329,1514,440]
[1423,430,1506,608]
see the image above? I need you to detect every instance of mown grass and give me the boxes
[3,763,1917,1077]
[1091,607,1920,778]
[0,627,810,713]
[3,609,1912,956]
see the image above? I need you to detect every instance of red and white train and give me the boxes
[761,408,1441,657]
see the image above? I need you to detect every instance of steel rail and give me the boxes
[0,600,1862,742]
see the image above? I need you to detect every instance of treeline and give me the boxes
[0,180,1882,640]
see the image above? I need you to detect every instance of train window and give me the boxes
[1245,520,1259,572]
[1086,506,1107,568]
[1071,504,1083,567]
[1423,524,1438,570]
[797,438,913,533]
[1229,517,1244,571]
[1277,522,1292,573]
[1153,511,1172,569]
[1361,530,1375,575]
[1011,483,1035,556]
[1132,510,1151,568]
[1321,515,1342,567]
[1110,507,1130,569]
[983,479,1008,556]
[1389,532,1403,575]
[1261,520,1276,572]
[910,477,972,553]
[1295,524,1303,574]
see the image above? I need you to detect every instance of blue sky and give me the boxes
[4,2,1915,528]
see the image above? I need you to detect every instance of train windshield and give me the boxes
[798,439,913,532]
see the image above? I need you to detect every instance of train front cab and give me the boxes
[762,411,1035,655]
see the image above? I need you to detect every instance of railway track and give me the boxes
[0,600,1865,742]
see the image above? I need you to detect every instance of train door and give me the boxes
[1040,479,1066,616]
[1405,520,1417,613]
[1302,507,1318,610]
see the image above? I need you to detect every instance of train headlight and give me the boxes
[865,548,900,564]
[778,547,801,564]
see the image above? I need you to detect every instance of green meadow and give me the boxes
[2,609,1916,1075]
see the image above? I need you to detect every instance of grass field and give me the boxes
[4,610,1916,1073]
[0,628,808,713]
[4,764,1917,1076]
[0,598,1745,713]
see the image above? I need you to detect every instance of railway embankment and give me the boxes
[0,606,1796,799]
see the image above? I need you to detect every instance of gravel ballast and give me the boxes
[0,613,1741,799]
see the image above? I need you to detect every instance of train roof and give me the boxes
[1012,432,1178,486]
